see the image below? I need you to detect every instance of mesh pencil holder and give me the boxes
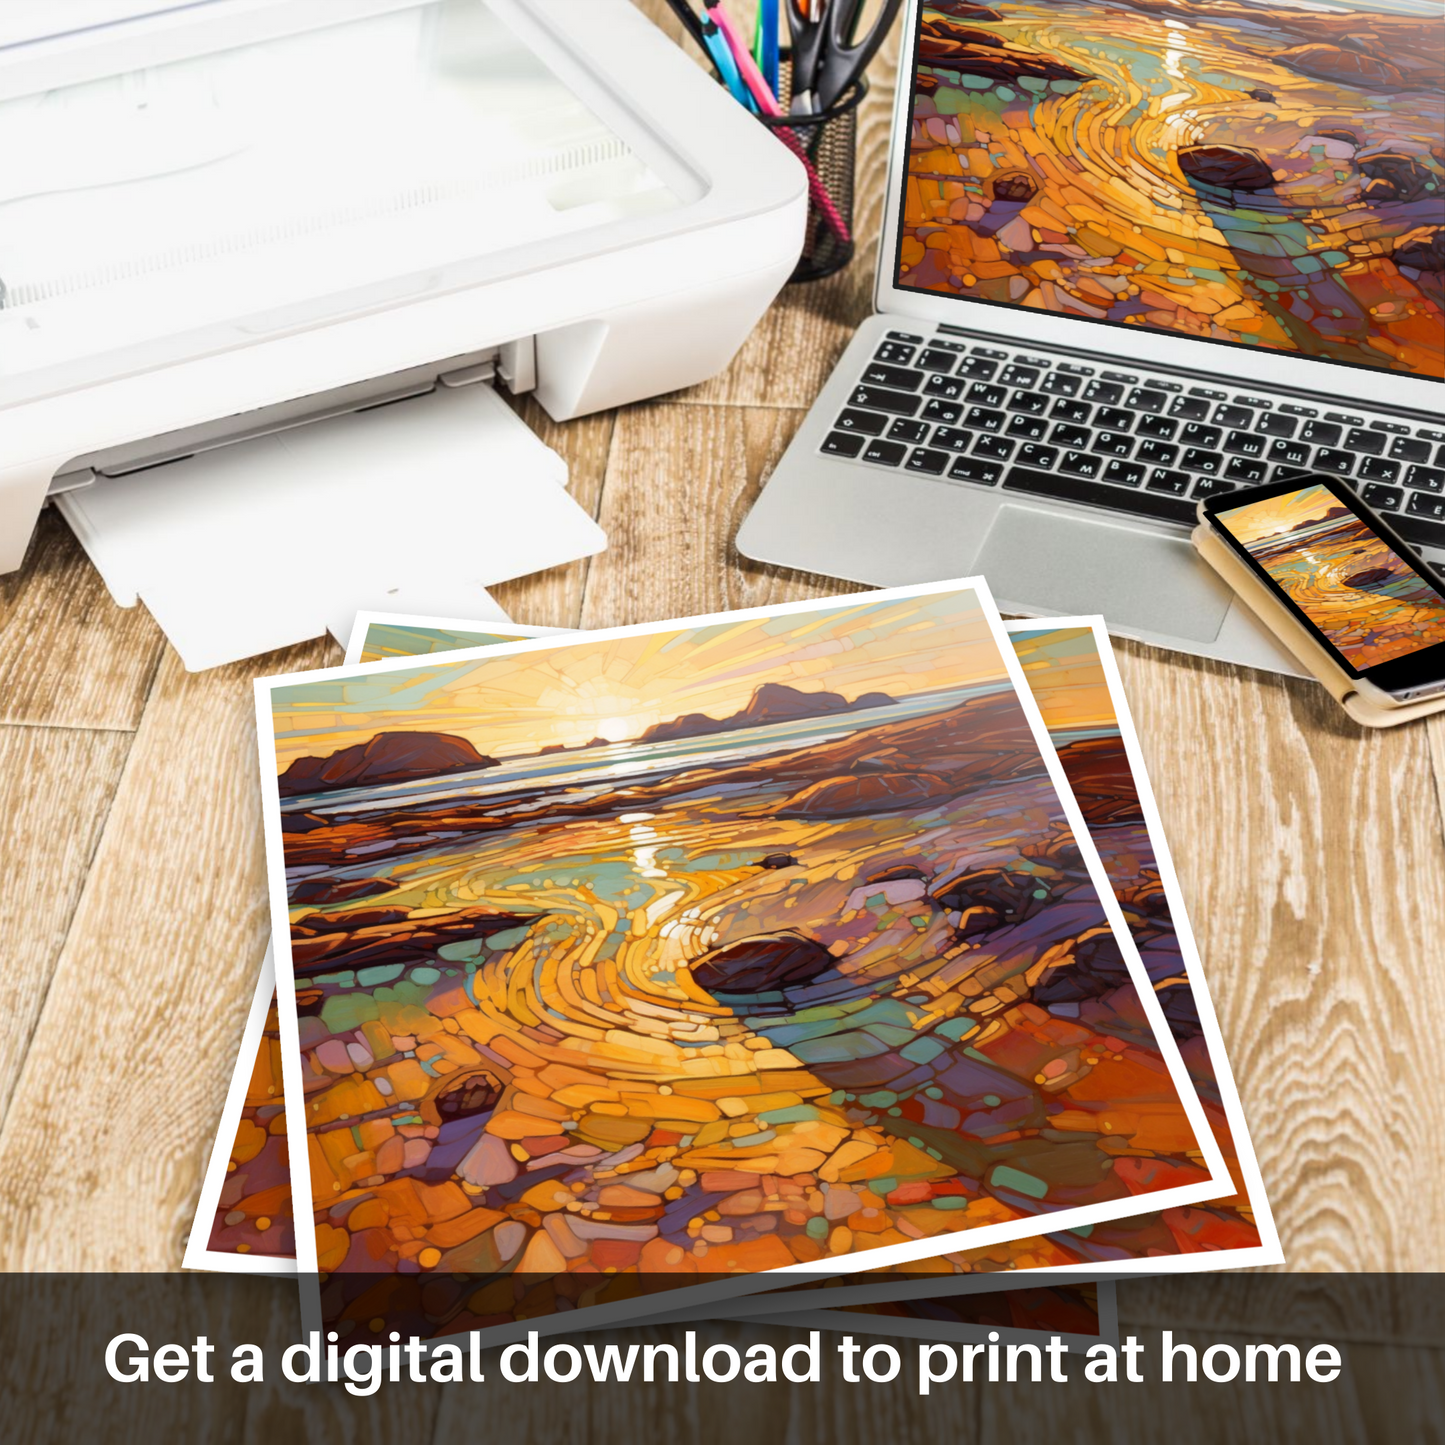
[758,66,868,284]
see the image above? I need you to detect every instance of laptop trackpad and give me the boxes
[976,504,1232,642]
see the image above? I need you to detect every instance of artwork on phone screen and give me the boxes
[1217,482,1445,667]
[897,1,1444,378]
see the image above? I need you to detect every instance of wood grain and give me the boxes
[0,510,165,730]
[1110,637,1445,1271]
[0,725,133,1123]
[0,641,330,1270]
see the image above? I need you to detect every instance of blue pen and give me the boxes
[758,0,780,98]
[700,15,755,111]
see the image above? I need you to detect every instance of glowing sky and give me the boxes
[1008,625,1119,734]
[1217,483,1344,546]
[271,590,1007,768]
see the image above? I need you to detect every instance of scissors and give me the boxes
[786,0,903,113]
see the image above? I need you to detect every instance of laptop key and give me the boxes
[1095,406,1134,432]
[924,374,967,400]
[874,342,917,365]
[1103,459,1145,487]
[1407,491,1445,522]
[1214,404,1254,429]
[1006,414,1049,440]
[1147,469,1191,495]
[1225,456,1268,483]
[1313,448,1354,476]
[999,364,1040,388]
[1361,483,1403,511]
[966,383,1008,407]
[1268,438,1311,467]
[922,397,962,424]
[1256,412,1298,438]
[1406,465,1445,493]
[1223,430,1266,458]
[1127,388,1167,413]
[861,438,908,466]
[887,418,931,444]
[886,330,924,343]
[1136,440,1178,467]
[1008,390,1050,415]
[1092,432,1134,457]
[1345,428,1385,456]
[1060,450,1103,478]
[916,347,960,373]
[1180,423,1222,449]
[957,356,1000,380]
[930,427,975,453]
[906,448,951,476]
[1136,414,1178,440]
[1083,380,1123,404]
[948,457,1004,485]
[1017,443,1059,469]
[1192,477,1235,499]
[850,385,921,417]
[821,431,865,458]
[863,363,925,390]
[1050,398,1092,424]
[1041,372,1081,396]
[964,406,1006,432]
[1004,466,1196,523]
[974,435,1015,461]
[1359,457,1400,483]
[835,408,890,436]
[1396,513,1445,551]
[1051,423,1092,449]
[1168,395,1212,421]
[1181,448,1223,474]
[1300,420,1341,446]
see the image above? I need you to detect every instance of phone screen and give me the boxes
[1212,481,1445,680]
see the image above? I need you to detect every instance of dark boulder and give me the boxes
[1393,225,1445,272]
[1244,88,1276,103]
[1032,932,1132,1005]
[1177,145,1276,192]
[293,907,411,934]
[757,852,799,870]
[688,932,835,995]
[1344,566,1395,588]
[1278,43,1402,90]
[1316,127,1359,147]
[931,864,1056,935]
[992,171,1037,203]
[290,905,538,972]
[867,864,929,884]
[1359,153,1432,202]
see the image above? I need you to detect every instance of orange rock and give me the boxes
[426,1208,505,1249]
[315,1223,350,1272]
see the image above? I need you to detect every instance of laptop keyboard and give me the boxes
[821,330,1445,554]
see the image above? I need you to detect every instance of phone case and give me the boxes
[1192,523,1445,729]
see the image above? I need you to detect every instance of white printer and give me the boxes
[0,0,806,664]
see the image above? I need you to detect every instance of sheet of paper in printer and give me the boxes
[56,381,605,670]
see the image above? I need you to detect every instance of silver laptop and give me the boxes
[738,0,1444,673]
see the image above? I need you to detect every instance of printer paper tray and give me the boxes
[56,383,605,670]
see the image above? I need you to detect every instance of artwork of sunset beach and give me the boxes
[263,590,1214,1337]
[899,0,1443,376]
[1217,482,1445,668]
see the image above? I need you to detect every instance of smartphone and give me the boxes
[1200,474,1445,706]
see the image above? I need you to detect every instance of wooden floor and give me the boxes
[1,5,1443,1438]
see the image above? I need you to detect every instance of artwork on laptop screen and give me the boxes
[895,1,1444,378]
[1215,481,1445,667]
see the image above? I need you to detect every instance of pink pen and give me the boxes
[706,2,853,248]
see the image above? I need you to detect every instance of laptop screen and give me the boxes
[892,0,1444,380]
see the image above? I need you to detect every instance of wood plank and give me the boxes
[578,403,858,631]
[0,726,133,1124]
[1109,638,1445,1270]
[490,397,614,631]
[0,640,331,1270]
[0,510,165,730]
